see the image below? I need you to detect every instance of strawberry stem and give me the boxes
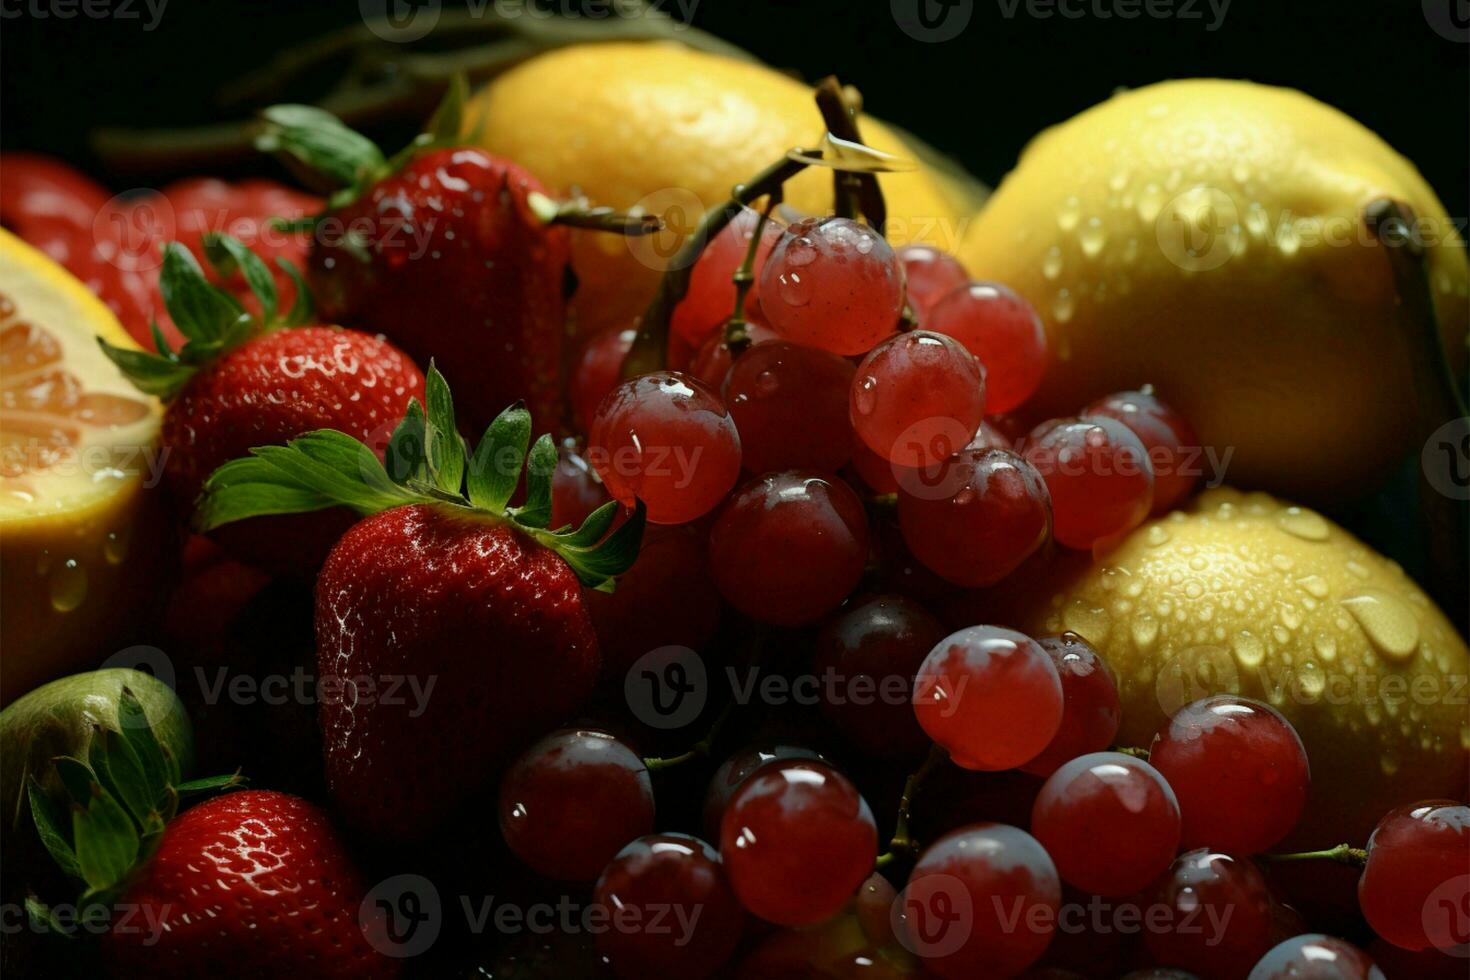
[527,192,665,237]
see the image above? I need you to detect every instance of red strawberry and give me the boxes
[194,367,646,843]
[258,96,570,433]
[105,790,396,980]
[102,235,425,575]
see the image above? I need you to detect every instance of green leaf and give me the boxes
[257,104,387,190]
[25,897,73,938]
[252,439,406,514]
[202,233,278,326]
[423,365,465,494]
[158,243,248,345]
[556,500,647,588]
[98,338,196,399]
[148,320,176,360]
[275,257,315,327]
[467,402,530,512]
[27,780,81,880]
[513,434,557,529]
[88,728,152,831]
[175,772,246,797]
[115,688,170,812]
[193,457,338,532]
[385,400,427,485]
[550,499,620,549]
[53,758,96,807]
[425,73,469,144]
[72,787,139,895]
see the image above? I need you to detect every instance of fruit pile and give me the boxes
[0,44,1466,980]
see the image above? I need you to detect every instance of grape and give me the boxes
[708,471,869,626]
[551,437,611,530]
[589,371,742,524]
[1020,632,1122,777]
[584,523,722,678]
[896,244,969,319]
[1147,695,1310,855]
[719,760,878,926]
[688,316,777,389]
[592,833,745,979]
[813,593,947,759]
[759,216,904,355]
[1022,416,1154,549]
[671,205,784,349]
[851,330,986,470]
[898,823,1061,979]
[571,324,636,434]
[1145,849,1276,980]
[855,872,899,947]
[896,448,1051,587]
[1084,386,1201,514]
[702,745,824,842]
[968,419,1014,451]
[1247,934,1385,980]
[499,729,655,882]
[927,282,1048,413]
[723,341,856,473]
[848,435,903,494]
[1358,800,1470,952]
[912,625,1063,771]
[1031,752,1181,896]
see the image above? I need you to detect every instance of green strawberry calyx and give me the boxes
[194,364,646,591]
[97,231,315,400]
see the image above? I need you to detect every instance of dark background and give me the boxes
[1,0,1466,221]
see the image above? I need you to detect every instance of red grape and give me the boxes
[760,216,904,355]
[708,470,869,626]
[896,244,969,319]
[896,447,1052,587]
[813,593,947,759]
[912,625,1063,771]
[856,871,899,947]
[499,729,655,882]
[1084,386,1201,514]
[1247,934,1385,980]
[702,745,825,842]
[898,822,1061,978]
[1022,416,1154,549]
[927,282,1048,413]
[969,418,1014,451]
[572,324,636,434]
[848,435,903,494]
[1146,849,1276,980]
[672,205,784,349]
[851,330,986,469]
[589,371,742,524]
[723,341,856,473]
[719,760,878,926]
[1021,632,1122,777]
[592,833,745,979]
[1031,752,1181,896]
[551,437,611,529]
[1358,800,1470,952]
[1148,695,1310,855]
[688,316,778,389]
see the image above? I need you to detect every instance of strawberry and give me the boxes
[194,367,645,843]
[101,234,425,575]
[256,84,570,433]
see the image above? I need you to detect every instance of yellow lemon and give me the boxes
[467,41,965,338]
[1001,488,1468,847]
[0,230,170,705]
[959,79,1468,501]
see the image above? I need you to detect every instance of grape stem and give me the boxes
[814,76,886,233]
[724,189,783,351]
[1109,745,1151,759]
[874,743,948,868]
[1258,843,1368,869]
[642,698,736,772]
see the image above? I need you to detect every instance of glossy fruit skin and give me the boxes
[572,324,636,434]
[719,760,877,927]
[702,745,824,841]
[672,205,784,349]
[913,625,1063,771]
[708,471,869,626]
[315,505,601,844]
[688,316,778,389]
[927,281,1048,413]
[589,371,742,525]
[1031,752,1181,896]
[1358,800,1470,952]
[105,790,396,979]
[760,216,903,355]
[851,330,986,469]
[723,341,856,473]
[499,729,654,882]
[813,593,947,759]
[896,244,969,319]
[1247,934,1385,980]
[592,834,745,979]
[550,437,610,529]
[1148,695,1311,855]
[900,822,1061,979]
[1022,415,1154,549]
[897,448,1052,587]
[1146,849,1276,980]
[1084,386,1201,514]
[1021,632,1122,777]
[165,326,425,575]
[310,147,570,431]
